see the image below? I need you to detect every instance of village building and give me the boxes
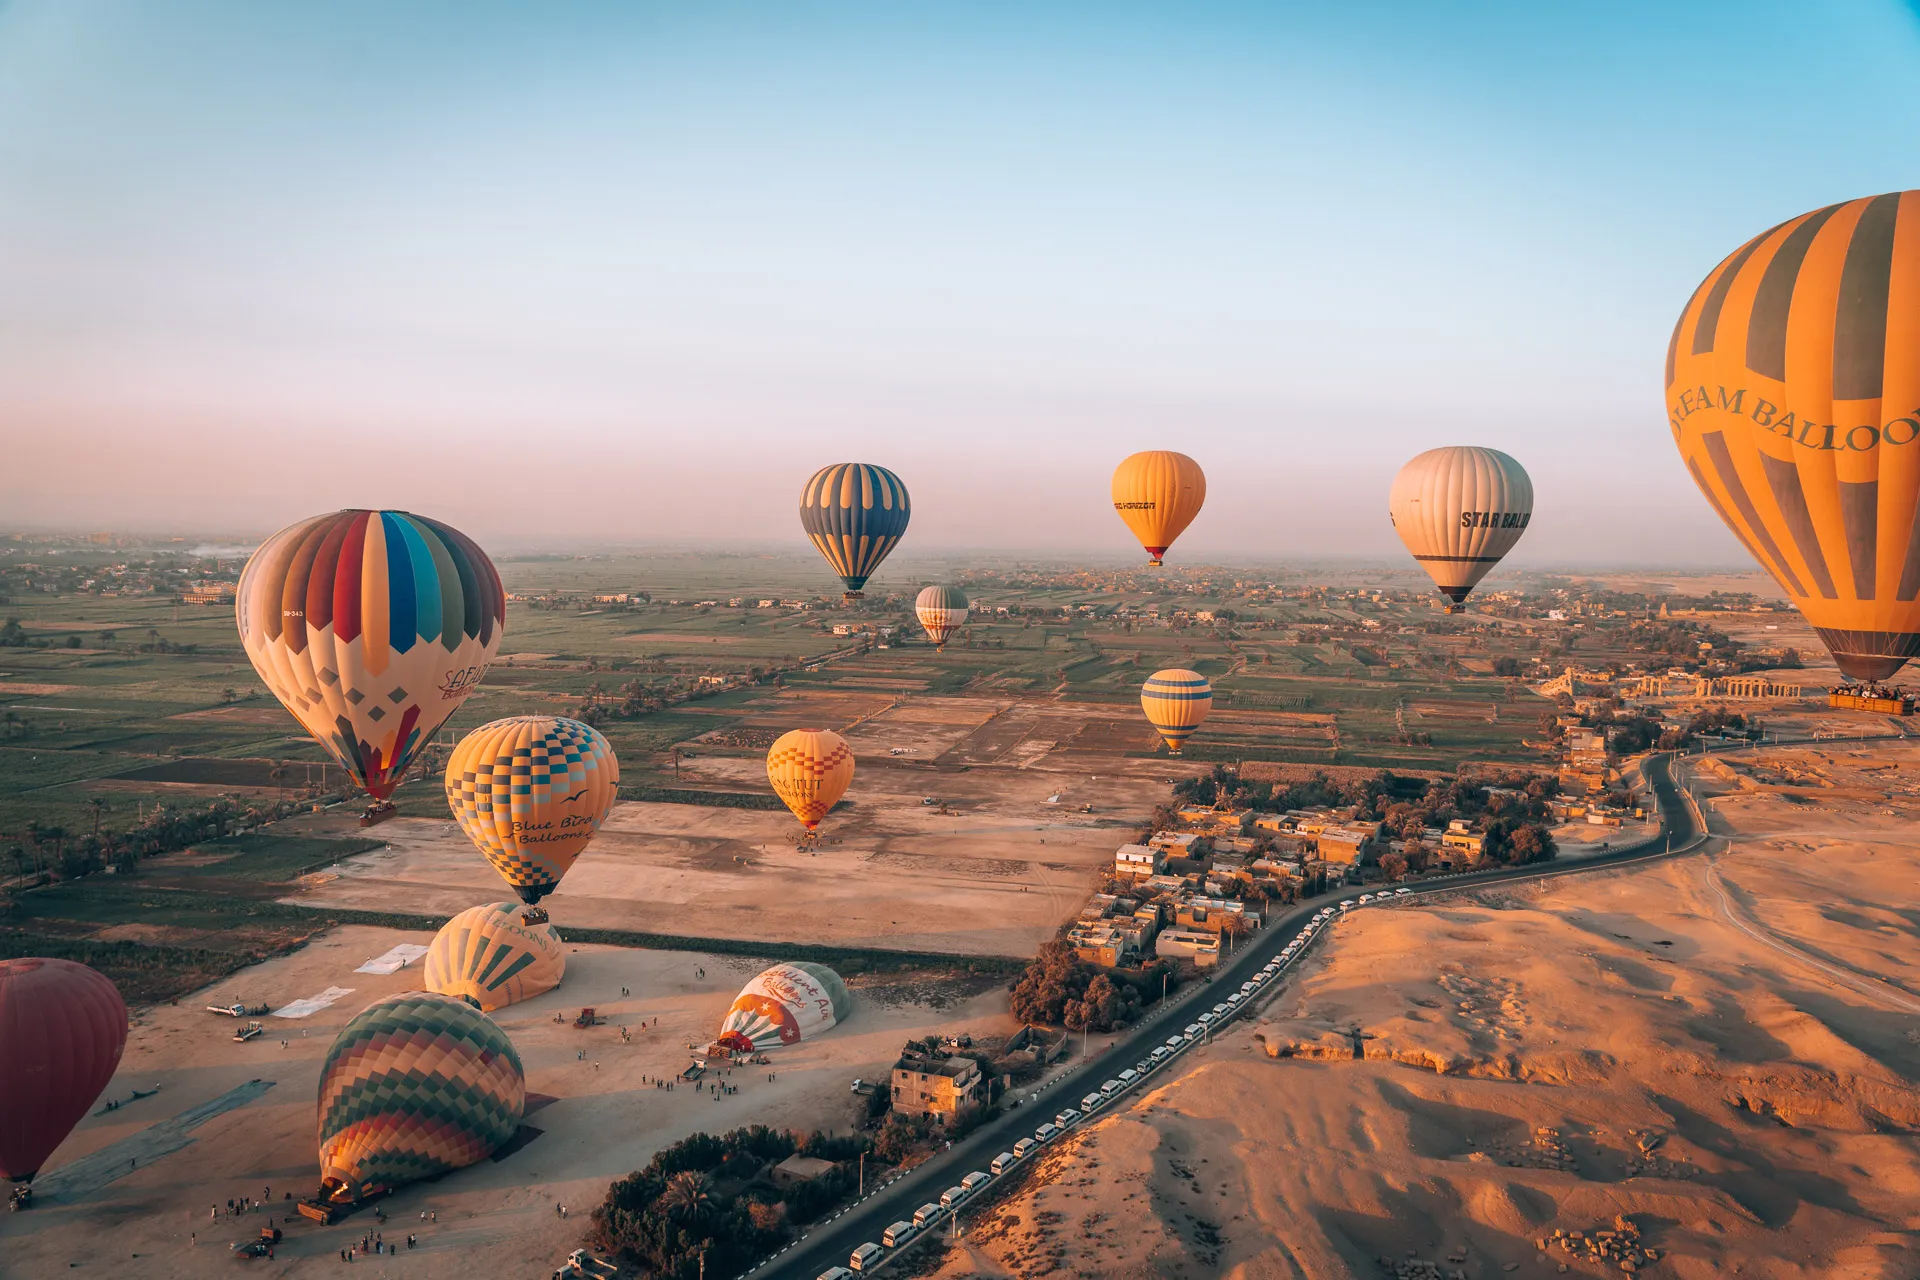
[891,1047,988,1118]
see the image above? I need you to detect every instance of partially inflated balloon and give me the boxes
[766,729,855,831]
[425,902,566,1013]
[316,992,523,1201]
[1140,669,1213,755]
[1388,447,1533,610]
[1668,192,1920,679]
[445,716,618,903]
[717,963,850,1051]
[799,463,911,596]
[0,958,127,1183]
[1112,451,1205,566]
[237,511,505,800]
[915,585,969,648]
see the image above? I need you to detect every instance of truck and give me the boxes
[232,1021,265,1043]
[206,1002,269,1018]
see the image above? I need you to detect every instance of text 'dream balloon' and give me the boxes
[799,463,911,596]
[1140,668,1213,754]
[445,716,618,903]
[237,510,505,800]
[1388,447,1534,608]
[424,902,566,1013]
[1112,451,1206,566]
[718,962,851,1051]
[316,992,523,1200]
[1668,191,1920,680]
[914,585,969,648]
[766,729,855,831]
[0,958,127,1184]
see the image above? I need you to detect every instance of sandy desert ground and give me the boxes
[931,750,1920,1279]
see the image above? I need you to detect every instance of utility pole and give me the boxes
[858,1150,865,1196]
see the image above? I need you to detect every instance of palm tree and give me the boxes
[270,762,289,802]
[87,796,110,838]
[659,1171,712,1224]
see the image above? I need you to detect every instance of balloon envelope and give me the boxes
[0,958,127,1183]
[799,463,911,595]
[1140,668,1213,754]
[445,716,619,903]
[1668,191,1920,679]
[766,729,855,831]
[1388,447,1534,606]
[316,992,523,1200]
[718,962,851,1050]
[424,902,566,1013]
[237,510,506,800]
[914,585,969,647]
[1112,451,1206,565]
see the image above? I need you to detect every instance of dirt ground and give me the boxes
[931,749,1920,1279]
[0,927,1027,1278]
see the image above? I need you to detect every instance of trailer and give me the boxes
[233,1021,265,1043]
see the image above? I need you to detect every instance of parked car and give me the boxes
[850,1243,884,1272]
[882,1221,916,1248]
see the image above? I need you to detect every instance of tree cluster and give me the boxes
[1008,941,1182,1031]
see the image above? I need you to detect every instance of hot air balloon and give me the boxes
[1667,191,1920,681]
[1388,447,1534,611]
[1112,451,1206,566]
[445,716,618,904]
[716,962,850,1052]
[236,510,506,820]
[0,959,127,1188]
[799,463,911,597]
[914,585,969,649]
[316,992,523,1202]
[766,729,855,834]
[424,902,567,1013]
[1140,669,1213,754]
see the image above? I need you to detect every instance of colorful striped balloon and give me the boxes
[765,729,855,832]
[718,962,850,1051]
[914,585,969,648]
[237,511,506,801]
[316,992,524,1201]
[1140,668,1213,754]
[425,902,566,1013]
[445,717,619,903]
[799,463,910,596]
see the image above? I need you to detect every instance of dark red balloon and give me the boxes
[0,957,128,1182]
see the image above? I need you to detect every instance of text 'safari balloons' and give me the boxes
[1668,191,1920,680]
[1112,451,1206,566]
[425,902,566,1013]
[1388,447,1534,610]
[0,959,127,1183]
[914,585,969,649]
[317,992,523,1201]
[237,510,505,800]
[718,962,850,1051]
[445,717,618,904]
[799,463,910,596]
[766,729,855,832]
[1139,669,1213,755]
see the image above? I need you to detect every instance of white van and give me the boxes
[961,1171,991,1194]
[913,1202,942,1228]
[1118,1068,1140,1085]
[1197,1011,1216,1026]
[1082,1091,1104,1110]
[940,1184,968,1208]
[1183,1023,1203,1040]
[850,1243,884,1271]
[819,1269,855,1280]
[881,1220,916,1248]
[1338,900,1354,911]
[1013,1137,1038,1159]
[1150,1046,1170,1063]
[1035,1122,1060,1144]
[1358,893,1374,904]
[1055,1107,1081,1127]
[1228,992,1244,1006]
[1211,1003,1230,1016]
[990,1151,1018,1175]
[1100,1078,1123,1096]
[1395,887,1412,896]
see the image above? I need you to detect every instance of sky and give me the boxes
[5,2,1920,564]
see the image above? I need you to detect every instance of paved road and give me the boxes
[762,752,1710,1280]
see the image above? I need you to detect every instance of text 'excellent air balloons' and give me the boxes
[1140,668,1213,755]
[799,463,911,597]
[914,585,969,648]
[445,716,619,904]
[1388,447,1534,611]
[1667,191,1920,681]
[717,962,851,1052]
[237,510,505,801]
[424,902,566,1013]
[317,992,524,1202]
[766,729,855,832]
[1112,451,1206,566]
[0,958,127,1184]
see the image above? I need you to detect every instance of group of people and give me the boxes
[339,1230,419,1261]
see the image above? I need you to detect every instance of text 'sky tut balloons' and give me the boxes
[316,992,524,1201]
[1388,447,1534,610]
[799,463,911,596]
[445,716,619,904]
[1139,668,1213,755]
[237,510,505,800]
[766,729,855,832]
[0,958,127,1183]
[914,585,969,648]
[1668,191,1920,680]
[424,902,566,1013]
[1112,451,1206,566]
[717,963,850,1052]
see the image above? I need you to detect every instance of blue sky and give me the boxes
[4,1,1920,562]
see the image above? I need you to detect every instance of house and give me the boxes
[771,1155,839,1187]
[1440,820,1485,861]
[1067,923,1133,968]
[1172,897,1258,935]
[1148,831,1203,856]
[1315,823,1380,865]
[1155,928,1222,968]
[891,1048,988,1118]
[1113,844,1164,879]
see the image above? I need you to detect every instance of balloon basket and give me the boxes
[358,801,398,828]
[520,906,550,926]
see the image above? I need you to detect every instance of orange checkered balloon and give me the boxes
[765,729,855,832]
[445,717,619,904]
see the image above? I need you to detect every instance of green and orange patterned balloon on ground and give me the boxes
[316,992,524,1201]
[445,716,619,904]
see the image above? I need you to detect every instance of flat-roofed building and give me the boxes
[1315,823,1380,865]
[1113,844,1164,879]
[891,1049,987,1118]
[1155,928,1222,968]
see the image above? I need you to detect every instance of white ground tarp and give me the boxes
[354,943,430,975]
[272,986,356,1018]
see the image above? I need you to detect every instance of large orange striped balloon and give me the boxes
[1140,668,1213,754]
[1112,452,1206,566]
[766,729,854,832]
[1669,192,1920,680]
